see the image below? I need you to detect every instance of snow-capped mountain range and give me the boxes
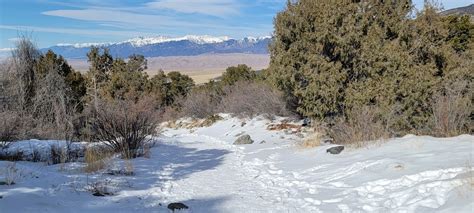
[45,35,271,59]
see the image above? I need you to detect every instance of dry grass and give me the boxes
[166,115,223,130]
[430,90,471,137]
[124,160,134,176]
[299,123,329,148]
[83,146,112,173]
[329,106,389,148]
[267,123,301,131]
[2,162,19,185]
[301,132,322,148]
[200,115,223,127]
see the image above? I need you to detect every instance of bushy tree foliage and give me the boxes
[163,71,195,106]
[443,15,474,53]
[147,70,195,107]
[84,47,194,107]
[86,47,113,108]
[268,0,473,132]
[101,57,149,101]
[221,64,256,86]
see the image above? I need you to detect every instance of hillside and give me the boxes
[441,4,474,17]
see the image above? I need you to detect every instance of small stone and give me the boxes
[167,202,189,211]
[326,146,344,154]
[302,118,311,127]
[92,192,105,197]
[233,134,254,145]
[260,140,266,144]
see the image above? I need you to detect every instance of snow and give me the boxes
[56,42,114,48]
[1,115,473,212]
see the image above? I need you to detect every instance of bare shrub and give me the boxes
[0,150,25,161]
[329,106,389,147]
[180,89,217,119]
[9,35,41,113]
[220,81,289,118]
[49,144,82,165]
[430,88,472,137]
[0,111,21,149]
[90,98,160,159]
[32,69,77,140]
[161,105,182,123]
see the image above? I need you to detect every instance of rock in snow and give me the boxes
[233,134,254,145]
[167,202,189,211]
[326,145,344,154]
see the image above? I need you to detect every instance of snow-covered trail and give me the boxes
[1,116,473,212]
[156,129,474,213]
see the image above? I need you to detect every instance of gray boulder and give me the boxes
[168,202,189,211]
[326,146,344,154]
[233,134,254,145]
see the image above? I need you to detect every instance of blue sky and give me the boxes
[0,0,472,49]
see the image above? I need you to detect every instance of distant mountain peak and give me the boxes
[120,35,232,47]
[45,35,272,59]
[55,35,272,49]
[441,4,474,16]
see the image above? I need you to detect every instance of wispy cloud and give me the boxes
[0,24,154,37]
[146,0,240,17]
[8,38,21,42]
[41,9,266,33]
[42,9,187,28]
[0,48,15,52]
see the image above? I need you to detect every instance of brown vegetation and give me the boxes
[430,85,472,137]
[219,81,289,118]
[84,146,112,173]
[89,98,160,159]
[328,106,389,147]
